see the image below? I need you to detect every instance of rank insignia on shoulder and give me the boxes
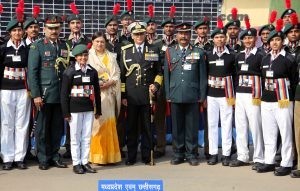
[121,44,133,51]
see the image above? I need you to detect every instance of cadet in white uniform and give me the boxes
[61,44,101,174]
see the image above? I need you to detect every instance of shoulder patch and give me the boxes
[121,44,133,51]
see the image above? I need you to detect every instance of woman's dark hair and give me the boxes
[92,31,106,41]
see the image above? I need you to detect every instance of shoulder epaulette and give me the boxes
[121,43,133,51]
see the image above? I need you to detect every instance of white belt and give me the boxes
[265,79,290,91]
[208,76,225,88]
[3,67,26,80]
[238,75,253,87]
[71,85,93,97]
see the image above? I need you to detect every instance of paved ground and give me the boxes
[0,147,299,191]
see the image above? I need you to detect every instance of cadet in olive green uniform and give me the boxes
[164,22,207,166]
[28,15,69,170]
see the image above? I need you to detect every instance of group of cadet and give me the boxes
[0,0,299,178]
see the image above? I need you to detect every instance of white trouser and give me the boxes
[207,96,233,156]
[235,93,264,163]
[0,89,31,162]
[69,111,94,166]
[261,101,294,167]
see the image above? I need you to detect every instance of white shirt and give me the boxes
[6,39,25,50]
[135,43,145,53]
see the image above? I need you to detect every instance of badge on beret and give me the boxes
[18,23,22,27]
[247,30,251,35]
[136,23,141,29]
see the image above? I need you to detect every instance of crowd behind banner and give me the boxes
[0,0,299,178]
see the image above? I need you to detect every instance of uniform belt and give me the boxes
[208,75,225,88]
[3,67,26,80]
[71,85,93,97]
[265,78,290,91]
[238,75,253,87]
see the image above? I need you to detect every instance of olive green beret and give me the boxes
[6,19,23,31]
[72,44,88,56]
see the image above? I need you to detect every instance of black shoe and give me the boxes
[274,166,291,176]
[142,158,152,165]
[256,164,275,173]
[120,150,126,158]
[221,156,231,166]
[290,170,300,178]
[187,158,199,166]
[125,160,136,166]
[82,163,97,173]
[229,160,249,167]
[51,160,67,168]
[154,151,165,159]
[207,155,218,165]
[252,162,263,170]
[3,162,13,170]
[170,158,185,165]
[204,152,210,160]
[39,163,49,170]
[62,150,71,159]
[16,161,27,170]
[73,165,84,174]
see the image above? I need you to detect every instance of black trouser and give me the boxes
[171,103,199,159]
[154,87,167,153]
[127,104,152,162]
[202,107,209,155]
[35,103,64,163]
[117,105,127,149]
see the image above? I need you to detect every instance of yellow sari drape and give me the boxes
[88,48,121,164]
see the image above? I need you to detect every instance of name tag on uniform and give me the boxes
[241,64,249,71]
[263,65,269,68]
[161,45,167,51]
[216,59,224,66]
[125,59,132,62]
[74,75,81,79]
[183,64,192,70]
[266,70,274,77]
[12,55,21,62]
[82,76,90,83]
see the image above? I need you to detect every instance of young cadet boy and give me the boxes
[229,17,264,170]
[60,44,101,174]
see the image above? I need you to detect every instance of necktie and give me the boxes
[138,46,143,58]
[53,42,58,56]
[182,48,186,62]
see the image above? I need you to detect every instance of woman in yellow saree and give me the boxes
[88,31,121,164]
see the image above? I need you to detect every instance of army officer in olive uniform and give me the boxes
[120,22,163,165]
[28,15,69,170]
[164,22,207,166]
